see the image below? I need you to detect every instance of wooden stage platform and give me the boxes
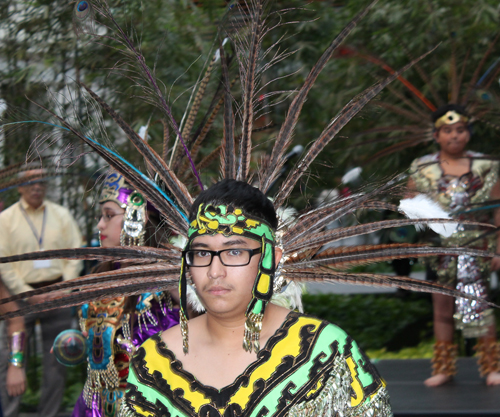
[376,358,500,416]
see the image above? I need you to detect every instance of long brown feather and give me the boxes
[288,245,499,270]
[161,119,170,162]
[81,83,194,213]
[0,264,180,306]
[179,97,223,177]
[284,179,403,244]
[0,246,180,265]
[385,84,429,119]
[196,145,222,173]
[237,0,265,181]
[404,48,444,108]
[286,218,490,253]
[181,54,217,143]
[259,0,378,194]
[362,136,431,164]
[450,42,459,103]
[274,47,438,208]
[220,43,236,179]
[374,101,424,123]
[0,274,179,320]
[284,270,498,308]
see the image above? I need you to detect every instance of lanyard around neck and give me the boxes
[19,204,47,249]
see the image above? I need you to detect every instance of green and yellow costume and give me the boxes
[120,312,391,417]
[410,151,499,337]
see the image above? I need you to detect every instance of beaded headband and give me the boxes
[99,171,147,246]
[99,171,133,208]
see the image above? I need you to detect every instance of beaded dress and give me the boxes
[72,288,179,417]
[410,151,499,337]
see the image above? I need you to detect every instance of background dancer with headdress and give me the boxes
[408,104,500,387]
[69,170,180,417]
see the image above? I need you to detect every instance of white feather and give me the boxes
[138,125,148,140]
[399,194,457,238]
[342,167,362,184]
[271,281,305,312]
[187,285,206,313]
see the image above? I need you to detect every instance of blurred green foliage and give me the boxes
[302,292,434,351]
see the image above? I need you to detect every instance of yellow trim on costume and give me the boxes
[227,316,321,410]
[346,356,365,407]
[305,377,325,400]
[246,219,259,228]
[132,404,155,417]
[434,110,468,129]
[142,339,211,411]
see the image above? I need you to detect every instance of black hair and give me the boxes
[431,104,468,124]
[189,179,278,229]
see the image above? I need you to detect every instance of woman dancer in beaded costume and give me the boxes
[70,171,180,416]
[0,1,499,415]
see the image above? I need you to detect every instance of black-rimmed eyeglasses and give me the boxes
[183,248,262,267]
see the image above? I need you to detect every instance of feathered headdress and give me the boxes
[339,36,500,164]
[0,0,498,347]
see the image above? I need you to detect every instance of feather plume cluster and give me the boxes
[0,0,498,319]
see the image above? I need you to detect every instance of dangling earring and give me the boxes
[121,191,146,246]
[243,237,275,353]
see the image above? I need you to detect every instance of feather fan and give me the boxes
[1,0,499,321]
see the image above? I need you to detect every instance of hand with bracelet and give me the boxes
[7,318,26,398]
[0,282,27,397]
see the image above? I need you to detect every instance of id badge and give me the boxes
[33,259,52,269]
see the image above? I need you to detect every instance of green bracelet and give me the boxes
[8,352,24,368]
[8,331,26,368]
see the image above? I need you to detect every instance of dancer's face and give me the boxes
[434,122,470,156]
[188,233,262,318]
[97,201,125,247]
[188,232,282,319]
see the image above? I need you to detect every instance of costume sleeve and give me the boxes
[342,336,393,416]
[61,210,83,281]
[119,345,161,417]
[307,323,393,417]
[0,214,31,295]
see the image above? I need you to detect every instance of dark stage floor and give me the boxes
[376,358,500,416]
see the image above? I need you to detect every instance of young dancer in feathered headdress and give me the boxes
[344,39,500,386]
[408,104,500,387]
[121,179,393,416]
[0,1,499,416]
